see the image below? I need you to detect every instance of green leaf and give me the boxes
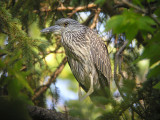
[125,23,138,40]
[121,79,136,95]
[154,81,160,89]
[95,0,106,6]
[15,72,33,94]
[133,0,143,8]
[7,59,33,95]
[138,16,156,33]
[148,64,160,78]
[8,77,21,97]
[138,30,160,66]
[106,15,125,33]
[0,59,5,68]
[147,0,156,3]
[106,9,156,42]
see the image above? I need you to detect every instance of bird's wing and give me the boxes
[85,29,112,85]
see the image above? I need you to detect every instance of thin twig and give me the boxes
[118,56,125,79]
[150,14,160,26]
[67,3,97,17]
[82,12,95,26]
[0,53,6,57]
[114,40,128,98]
[64,105,69,120]
[37,3,97,13]
[90,8,101,29]
[114,40,146,118]
[58,3,96,11]
[32,57,67,101]
[122,0,147,13]
[68,3,96,17]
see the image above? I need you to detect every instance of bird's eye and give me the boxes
[64,22,68,27]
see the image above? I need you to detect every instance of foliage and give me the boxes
[106,9,156,41]
[0,0,160,120]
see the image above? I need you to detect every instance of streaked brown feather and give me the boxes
[85,29,112,86]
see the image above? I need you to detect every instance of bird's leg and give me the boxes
[78,84,82,101]
[80,74,94,101]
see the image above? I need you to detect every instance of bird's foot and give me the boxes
[79,87,94,101]
[78,84,83,101]
[79,74,94,101]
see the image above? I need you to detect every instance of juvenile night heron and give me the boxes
[41,18,111,101]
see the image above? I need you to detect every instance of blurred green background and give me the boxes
[0,0,160,120]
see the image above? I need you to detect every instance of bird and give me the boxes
[41,18,112,101]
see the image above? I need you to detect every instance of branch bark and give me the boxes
[38,3,97,13]
[90,8,101,29]
[101,0,118,16]
[114,40,128,98]
[32,57,68,101]
[67,3,97,17]
[122,0,147,13]
[27,105,81,120]
[82,12,95,26]
[57,3,96,11]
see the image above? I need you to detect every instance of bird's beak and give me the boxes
[40,25,61,34]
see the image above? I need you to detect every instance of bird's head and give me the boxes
[40,18,80,34]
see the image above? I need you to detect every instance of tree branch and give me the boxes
[150,14,160,26]
[32,57,68,101]
[122,0,147,13]
[101,0,117,16]
[82,12,95,26]
[27,105,81,120]
[38,3,97,13]
[90,8,101,29]
[114,40,145,117]
[67,3,97,17]
[0,53,6,57]
[58,3,96,11]
[114,40,128,98]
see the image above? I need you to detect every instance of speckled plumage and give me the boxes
[41,18,112,100]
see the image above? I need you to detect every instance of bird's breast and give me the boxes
[61,35,90,63]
